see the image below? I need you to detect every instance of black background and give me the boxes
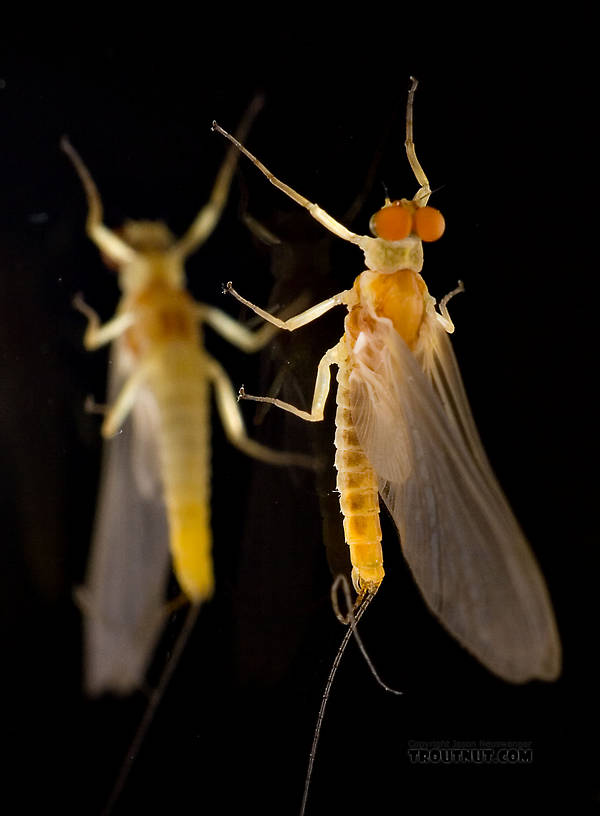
[0,24,595,815]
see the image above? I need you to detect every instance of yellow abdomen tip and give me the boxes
[169,504,214,602]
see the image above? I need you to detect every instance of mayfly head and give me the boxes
[369,198,445,243]
[99,220,185,295]
[356,197,444,276]
[99,221,177,273]
[119,220,176,253]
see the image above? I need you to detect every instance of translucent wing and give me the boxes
[78,341,171,696]
[349,311,561,683]
[416,304,500,477]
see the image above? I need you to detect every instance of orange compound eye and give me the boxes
[412,206,445,242]
[369,203,413,241]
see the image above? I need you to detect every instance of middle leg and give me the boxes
[239,340,344,422]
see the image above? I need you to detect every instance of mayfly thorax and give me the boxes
[213,79,561,685]
[63,102,312,696]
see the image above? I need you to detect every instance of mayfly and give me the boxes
[213,79,561,684]
[63,102,310,697]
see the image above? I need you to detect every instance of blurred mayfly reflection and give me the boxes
[215,78,562,685]
[64,100,311,698]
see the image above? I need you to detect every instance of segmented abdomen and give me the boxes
[147,343,212,602]
[334,339,384,592]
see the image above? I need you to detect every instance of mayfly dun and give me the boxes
[213,79,562,686]
[63,101,311,699]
